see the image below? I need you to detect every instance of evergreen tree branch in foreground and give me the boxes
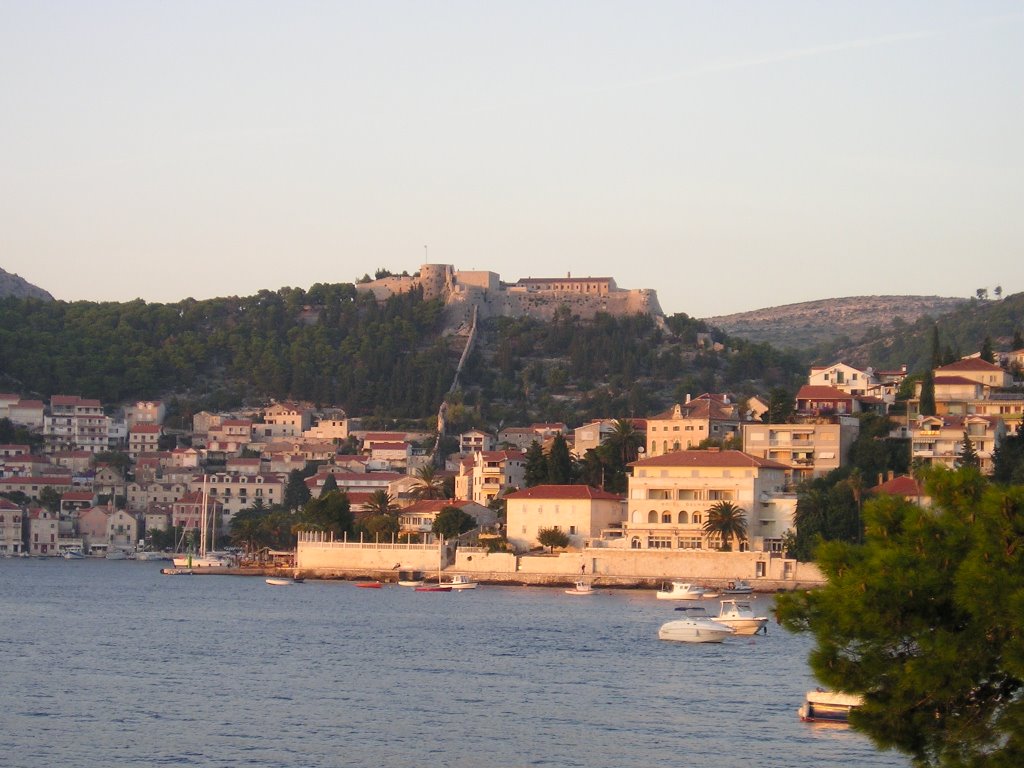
[776,467,1024,767]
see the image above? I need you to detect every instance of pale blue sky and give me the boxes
[1,1,1021,317]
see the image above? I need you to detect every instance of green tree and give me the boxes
[410,464,447,500]
[980,335,995,363]
[38,486,61,513]
[702,500,748,551]
[363,490,398,517]
[920,370,936,416]
[992,422,1024,485]
[537,527,569,553]
[320,473,339,494]
[776,468,1024,768]
[284,469,311,511]
[298,490,352,538]
[524,441,547,487]
[432,506,476,539]
[546,434,573,485]
[959,429,980,469]
[763,387,794,423]
[1014,328,1024,351]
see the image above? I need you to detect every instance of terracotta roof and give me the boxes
[401,498,477,514]
[0,498,20,510]
[505,485,624,501]
[371,442,409,450]
[933,376,983,386]
[13,399,44,409]
[630,450,790,470]
[0,475,74,485]
[936,358,1004,372]
[796,385,855,400]
[61,491,95,501]
[871,475,924,496]
[50,395,81,406]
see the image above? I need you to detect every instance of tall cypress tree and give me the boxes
[920,370,936,416]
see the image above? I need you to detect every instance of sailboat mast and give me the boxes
[200,475,208,556]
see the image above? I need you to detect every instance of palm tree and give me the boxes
[607,418,643,466]
[363,489,398,517]
[702,501,748,552]
[410,464,447,500]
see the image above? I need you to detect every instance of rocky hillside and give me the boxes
[0,268,53,301]
[704,295,965,351]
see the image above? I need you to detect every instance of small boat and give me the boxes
[415,584,452,592]
[266,577,297,586]
[722,579,754,595]
[397,569,425,587]
[655,581,706,601]
[447,574,478,590]
[799,689,863,723]
[659,607,736,643]
[715,599,769,635]
[565,580,595,596]
[62,549,86,560]
[356,581,384,588]
[161,567,194,576]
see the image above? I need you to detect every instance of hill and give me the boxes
[704,295,965,351]
[0,268,53,301]
[828,292,1024,372]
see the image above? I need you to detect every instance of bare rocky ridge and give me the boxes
[0,268,53,301]
[704,295,965,350]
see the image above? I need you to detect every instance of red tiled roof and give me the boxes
[505,485,624,501]
[0,475,74,485]
[933,376,983,386]
[371,442,409,450]
[796,385,855,400]
[13,400,44,409]
[871,475,924,496]
[630,450,789,470]
[937,358,1004,372]
[61,491,95,501]
[401,499,476,514]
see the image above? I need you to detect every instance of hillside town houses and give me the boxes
[0,343,1022,561]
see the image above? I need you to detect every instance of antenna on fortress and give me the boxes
[424,245,428,263]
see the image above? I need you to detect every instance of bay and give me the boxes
[0,558,908,768]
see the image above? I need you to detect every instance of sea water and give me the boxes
[0,558,908,768]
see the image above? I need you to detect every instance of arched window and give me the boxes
[630,536,642,549]
[661,511,672,524]
[647,510,658,523]
[673,442,680,451]
[662,441,668,453]
[677,511,688,524]
[692,513,702,525]
[631,509,641,523]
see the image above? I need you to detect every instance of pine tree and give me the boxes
[959,429,980,469]
[980,336,995,363]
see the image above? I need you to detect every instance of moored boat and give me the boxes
[160,567,194,576]
[722,579,754,595]
[415,584,452,592]
[655,581,706,600]
[659,606,735,643]
[447,574,478,590]
[565,580,595,596]
[798,689,863,723]
[266,577,295,586]
[714,599,769,635]
[356,581,384,588]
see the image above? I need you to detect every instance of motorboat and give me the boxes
[565,581,595,596]
[160,567,194,576]
[356,581,384,588]
[715,599,768,635]
[415,584,452,592]
[658,607,736,643]
[62,548,85,560]
[655,581,706,600]
[398,569,425,587]
[722,579,754,595]
[447,574,478,590]
[798,689,863,723]
[266,577,297,586]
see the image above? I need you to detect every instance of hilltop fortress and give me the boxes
[355,264,663,327]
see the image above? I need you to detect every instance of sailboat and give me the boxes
[172,476,234,568]
[415,537,452,592]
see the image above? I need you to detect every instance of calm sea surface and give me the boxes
[0,558,909,768]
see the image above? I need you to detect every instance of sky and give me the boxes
[1,1,1021,318]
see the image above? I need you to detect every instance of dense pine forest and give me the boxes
[0,282,810,428]
[0,284,455,418]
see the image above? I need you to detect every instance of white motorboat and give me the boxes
[565,580,595,596]
[172,551,234,568]
[798,689,863,723]
[447,574,478,590]
[62,548,86,560]
[398,569,425,587]
[265,578,295,586]
[658,607,736,643]
[136,550,172,561]
[722,579,754,595]
[655,581,706,600]
[715,599,769,635]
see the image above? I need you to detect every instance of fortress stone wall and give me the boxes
[355,264,663,327]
